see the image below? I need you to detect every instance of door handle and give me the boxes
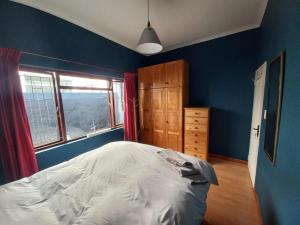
[253,125,260,138]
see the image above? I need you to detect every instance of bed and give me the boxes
[0,141,217,225]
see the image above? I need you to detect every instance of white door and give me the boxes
[248,62,267,187]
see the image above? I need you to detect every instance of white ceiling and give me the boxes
[12,0,268,54]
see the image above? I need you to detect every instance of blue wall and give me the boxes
[255,0,300,224]
[147,29,259,160]
[0,1,144,77]
[36,129,124,170]
[0,1,143,184]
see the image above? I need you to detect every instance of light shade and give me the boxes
[136,25,163,55]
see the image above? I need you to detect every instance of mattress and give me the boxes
[0,141,217,225]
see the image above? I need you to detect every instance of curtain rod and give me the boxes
[21,51,123,74]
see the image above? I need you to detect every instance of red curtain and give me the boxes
[0,48,38,183]
[124,72,138,142]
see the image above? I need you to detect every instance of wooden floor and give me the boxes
[203,157,261,225]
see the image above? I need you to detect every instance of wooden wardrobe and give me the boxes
[138,60,188,152]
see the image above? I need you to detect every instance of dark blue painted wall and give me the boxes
[36,129,124,170]
[0,1,143,184]
[0,1,144,77]
[147,29,259,160]
[255,1,300,224]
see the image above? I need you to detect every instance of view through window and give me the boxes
[19,69,124,150]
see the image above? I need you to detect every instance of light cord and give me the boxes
[148,0,150,22]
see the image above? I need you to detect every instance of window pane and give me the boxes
[19,71,60,147]
[113,82,124,125]
[60,75,109,88]
[61,89,110,140]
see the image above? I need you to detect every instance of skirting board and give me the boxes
[209,153,247,164]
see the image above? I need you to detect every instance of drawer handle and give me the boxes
[165,82,169,84]
[195,141,198,143]
[194,147,197,150]
[195,112,200,115]
[195,134,198,137]
[194,127,198,129]
[194,154,197,157]
[194,120,198,122]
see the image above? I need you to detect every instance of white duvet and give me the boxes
[0,141,217,225]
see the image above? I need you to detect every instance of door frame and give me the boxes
[248,62,267,187]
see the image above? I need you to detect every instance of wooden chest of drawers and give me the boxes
[184,108,210,161]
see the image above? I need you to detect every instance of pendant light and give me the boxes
[136,0,163,55]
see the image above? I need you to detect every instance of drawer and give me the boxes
[185,109,208,118]
[185,150,207,161]
[185,130,203,138]
[185,136,207,147]
[185,124,207,132]
[185,130,207,139]
[185,117,207,125]
[184,144,207,153]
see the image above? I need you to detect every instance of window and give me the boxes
[113,82,124,125]
[59,75,111,140]
[19,71,60,147]
[19,68,124,150]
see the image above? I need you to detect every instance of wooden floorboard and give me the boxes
[203,157,261,225]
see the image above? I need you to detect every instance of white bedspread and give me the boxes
[0,141,217,225]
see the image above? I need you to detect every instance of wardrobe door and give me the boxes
[152,64,166,88]
[165,87,183,152]
[138,67,152,89]
[139,89,152,144]
[165,60,184,87]
[152,88,166,148]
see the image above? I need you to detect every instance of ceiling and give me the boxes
[12,0,268,54]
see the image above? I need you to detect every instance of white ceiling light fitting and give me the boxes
[136,0,163,55]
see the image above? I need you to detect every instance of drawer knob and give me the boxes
[195,134,198,137]
[195,127,198,129]
[195,112,200,115]
[194,147,197,150]
[194,120,198,122]
[195,141,198,143]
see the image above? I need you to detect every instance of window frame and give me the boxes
[19,66,124,151]
[112,80,125,127]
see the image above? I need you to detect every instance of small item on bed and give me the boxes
[187,174,209,185]
[164,156,193,168]
[157,149,192,168]
[157,149,208,184]
[158,150,199,177]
